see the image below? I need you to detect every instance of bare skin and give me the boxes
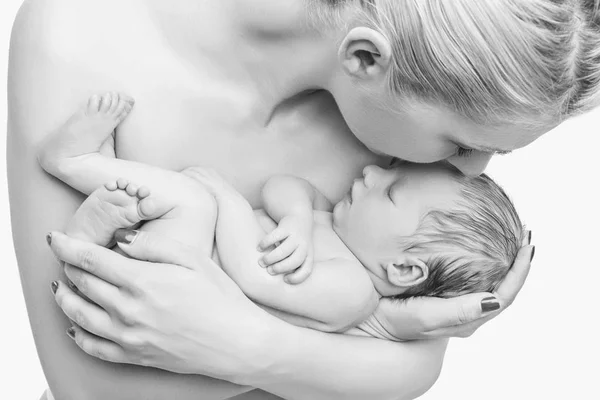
[9,1,441,399]
[9,0,536,399]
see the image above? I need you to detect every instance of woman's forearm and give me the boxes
[241,319,448,400]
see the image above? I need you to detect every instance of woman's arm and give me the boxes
[7,4,251,399]
[49,230,448,400]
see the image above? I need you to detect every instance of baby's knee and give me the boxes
[177,177,218,215]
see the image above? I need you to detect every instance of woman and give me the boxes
[8,0,597,399]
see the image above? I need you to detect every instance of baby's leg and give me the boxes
[39,92,133,168]
[66,177,217,255]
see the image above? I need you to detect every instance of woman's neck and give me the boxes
[144,0,347,113]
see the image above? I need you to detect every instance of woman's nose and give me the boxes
[446,151,493,177]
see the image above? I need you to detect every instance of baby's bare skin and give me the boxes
[64,179,171,247]
[40,93,375,334]
[39,93,219,254]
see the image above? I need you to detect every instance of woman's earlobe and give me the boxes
[338,27,392,79]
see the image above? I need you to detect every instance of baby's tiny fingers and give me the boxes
[284,257,314,285]
[259,229,290,251]
[269,251,306,275]
[261,239,297,266]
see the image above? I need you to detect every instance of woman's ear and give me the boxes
[385,255,429,288]
[338,27,392,80]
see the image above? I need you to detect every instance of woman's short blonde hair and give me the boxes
[324,0,600,129]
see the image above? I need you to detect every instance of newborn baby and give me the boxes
[39,93,524,332]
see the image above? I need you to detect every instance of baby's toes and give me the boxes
[137,196,173,220]
[114,99,134,123]
[104,181,119,191]
[136,186,151,199]
[86,94,101,114]
[125,182,140,197]
[108,92,121,114]
[99,93,114,113]
[116,178,129,190]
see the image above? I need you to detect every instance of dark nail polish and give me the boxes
[530,246,536,262]
[51,281,59,295]
[528,231,532,245]
[66,327,76,340]
[114,229,139,245]
[46,233,52,246]
[481,297,500,313]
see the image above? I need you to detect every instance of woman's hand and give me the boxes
[358,232,534,340]
[47,229,273,380]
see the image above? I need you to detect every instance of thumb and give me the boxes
[114,229,205,270]
[416,293,501,331]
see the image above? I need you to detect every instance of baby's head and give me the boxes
[332,163,524,298]
[317,0,600,175]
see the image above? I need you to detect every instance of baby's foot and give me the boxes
[65,178,172,247]
[39,93,135,168]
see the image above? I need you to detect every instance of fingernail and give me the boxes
[528,231,532,245]
[46,232,52,246]
[258,259,266,268]
[267,267,275,275]
[51,281,59,295]
[481,296,500,313]
[66,327,76,340]
[530,246,536,262]
[257,245,263,252]
[115,229,139,245]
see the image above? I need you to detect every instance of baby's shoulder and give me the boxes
[312,211,356,261]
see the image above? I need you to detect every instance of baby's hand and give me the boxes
[258,215,314,284]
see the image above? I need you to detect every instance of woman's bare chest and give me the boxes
[46,0,389,206]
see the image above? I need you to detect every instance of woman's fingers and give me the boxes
[376,293,499,340]
[63,263,122,310]
[115,229,205,270]
[258,228,289,251]
[261,238,297,266]
[419,293,501,332]
[54,280,121,342]
[49,232,138,287]
[494,244,535,308]
[67,325,128,364]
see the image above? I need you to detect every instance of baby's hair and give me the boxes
[319,0,600,129]
[395,172,524,299]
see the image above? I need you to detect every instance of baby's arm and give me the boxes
[258,175,333,283]
[186,168,378,332]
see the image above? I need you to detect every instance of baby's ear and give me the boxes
[385,255,429,288]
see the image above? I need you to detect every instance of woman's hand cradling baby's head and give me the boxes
[358,231,534,341]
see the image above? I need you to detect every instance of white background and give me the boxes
[1,1,599,399]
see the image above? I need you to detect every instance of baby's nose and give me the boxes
[362,165,384,185]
